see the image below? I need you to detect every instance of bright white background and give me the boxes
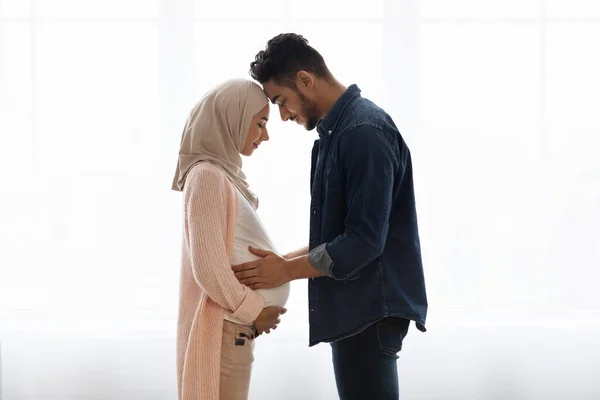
[1,0,599,399]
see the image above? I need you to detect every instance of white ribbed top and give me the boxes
[225,190,290,325]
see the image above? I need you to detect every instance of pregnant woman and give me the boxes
[172,78,290,400]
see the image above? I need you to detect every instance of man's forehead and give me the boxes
[262,81,284,102]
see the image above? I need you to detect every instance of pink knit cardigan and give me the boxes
[176,163,265,400]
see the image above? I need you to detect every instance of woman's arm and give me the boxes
[184,166,264,325]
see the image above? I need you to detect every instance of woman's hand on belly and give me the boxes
[254,306,287,335]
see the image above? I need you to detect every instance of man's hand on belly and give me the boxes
[232,246,324,289]
[232,246,291,289]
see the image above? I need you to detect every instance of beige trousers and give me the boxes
[219,320,256,400]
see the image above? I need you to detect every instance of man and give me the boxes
[232,33,427,399]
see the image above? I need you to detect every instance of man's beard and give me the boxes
[296,90,320,131]
[303,109,320,131]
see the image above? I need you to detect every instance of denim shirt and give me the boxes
[306,84,428,346]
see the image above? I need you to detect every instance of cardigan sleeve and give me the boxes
[183,165,264,324]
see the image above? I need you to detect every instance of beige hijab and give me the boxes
[171,78,268,208]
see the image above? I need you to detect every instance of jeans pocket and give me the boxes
[222,325,255,365]
[376,318,409,357]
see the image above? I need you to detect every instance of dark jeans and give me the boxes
[331,317,410,400]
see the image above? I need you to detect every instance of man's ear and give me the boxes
[296,70,315,91]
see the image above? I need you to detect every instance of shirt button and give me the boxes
[328,130,332,135]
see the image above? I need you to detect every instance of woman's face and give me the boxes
[241,104,270,157]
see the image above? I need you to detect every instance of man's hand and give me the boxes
[232,246,292,289]
[254,306,286,336]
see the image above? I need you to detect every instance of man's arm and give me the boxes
[286,254,325,279]
[232,247,324,289]
[283,245,309,260]
[232,126,401,288]
[307,125,401,281]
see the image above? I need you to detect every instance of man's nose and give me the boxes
[279,106,290,121]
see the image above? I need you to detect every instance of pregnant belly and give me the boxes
[231,248,290,308]
[256,283,290,308]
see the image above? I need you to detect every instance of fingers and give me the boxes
[261,321,279,335]
[265,318,280,332]
[248,283,265,290]
[255,319,281,335]
[238,276,261,286]
[248,246,274,257]
[232,262,256,273]
[234,269,258,281]
[269,318,281,331]
[255,307,286,335]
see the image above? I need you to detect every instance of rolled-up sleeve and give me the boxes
[307,243,333,276]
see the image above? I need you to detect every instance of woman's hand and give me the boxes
[254,306,286,336]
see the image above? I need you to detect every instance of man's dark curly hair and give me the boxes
[249,33,331,86]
